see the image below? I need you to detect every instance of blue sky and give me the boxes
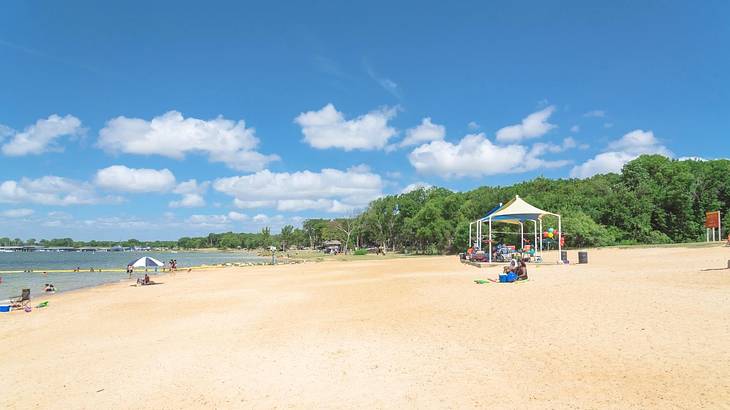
[1,0,728,240]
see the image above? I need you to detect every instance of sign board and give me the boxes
[705,211,721,228]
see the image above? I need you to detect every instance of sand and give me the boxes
[1,245,729,409]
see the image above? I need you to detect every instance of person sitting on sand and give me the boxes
[144,274,150,285]
[516,258,528,280]
[503,259,518,275]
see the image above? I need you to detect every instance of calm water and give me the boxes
[0,251,267,302]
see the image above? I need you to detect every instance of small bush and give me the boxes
[353,249,368,255]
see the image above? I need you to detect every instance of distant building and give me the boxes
[321,240,341,254]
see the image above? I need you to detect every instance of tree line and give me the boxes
[352,155,730,252]
[4,156,728,253]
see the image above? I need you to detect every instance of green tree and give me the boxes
[279,225,294,250]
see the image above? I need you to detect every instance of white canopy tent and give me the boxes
[468,195,562,263]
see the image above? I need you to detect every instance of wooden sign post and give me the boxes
[705,211,721,242]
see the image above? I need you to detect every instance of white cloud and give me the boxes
[529,137,578,157]
[606,129,672,156]
[97,111,279,171]
[400,118,446,147]
[570,125,580,133]
[253,214,270,223]
[1,114,84,156]
[409,133,569,178]
[0,176,110,206]
[94,165,176,193]
[401,182,433,194]
[495,106,557,143]
[0,208,34,218]
[169,179,209,208]
[570,130,672,178]
[294,103,397,151]
[583,110,606,118]
[227,211,249,222]
[169,194,204,208]
[467,121,480,131]
[213,166,383,212]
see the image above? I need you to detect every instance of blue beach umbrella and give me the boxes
[129,256,164,268]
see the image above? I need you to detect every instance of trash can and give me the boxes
[578,251,588,264]
[560,250,568,263]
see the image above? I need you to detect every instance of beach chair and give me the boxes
[10,288,31,310]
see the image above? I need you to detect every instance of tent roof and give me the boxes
[480,195,558,222]
[129,256,164,267]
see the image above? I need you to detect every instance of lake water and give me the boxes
[0,251,268,302]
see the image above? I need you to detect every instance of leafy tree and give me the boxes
[279,225,294,250]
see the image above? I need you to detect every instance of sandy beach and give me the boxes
[1,245,729,409]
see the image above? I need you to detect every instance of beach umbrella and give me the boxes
[129,256,164,268]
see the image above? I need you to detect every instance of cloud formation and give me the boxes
[94,165,176,193]
[400,118,446,147]
[1,114,84,156]
[495,106,556,143]
[570,130,672,178]
[213,166,383,212]
[169,179,209,208]
[0,208,34,218]
[0,176,110,205]
[408,133,569,178]
[97,111,278,171]
[294,104,397,151]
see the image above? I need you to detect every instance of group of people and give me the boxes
[503,258,529,280]
[167,259,177,271]
[44,283,56,292]
[71,267,96,272]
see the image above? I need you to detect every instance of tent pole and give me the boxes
[539,218,543,252]
[488,218,492,263]
[469,222,472,248]
[533,220,537,253]
[476,221,482,251]
[558,215,562,263]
